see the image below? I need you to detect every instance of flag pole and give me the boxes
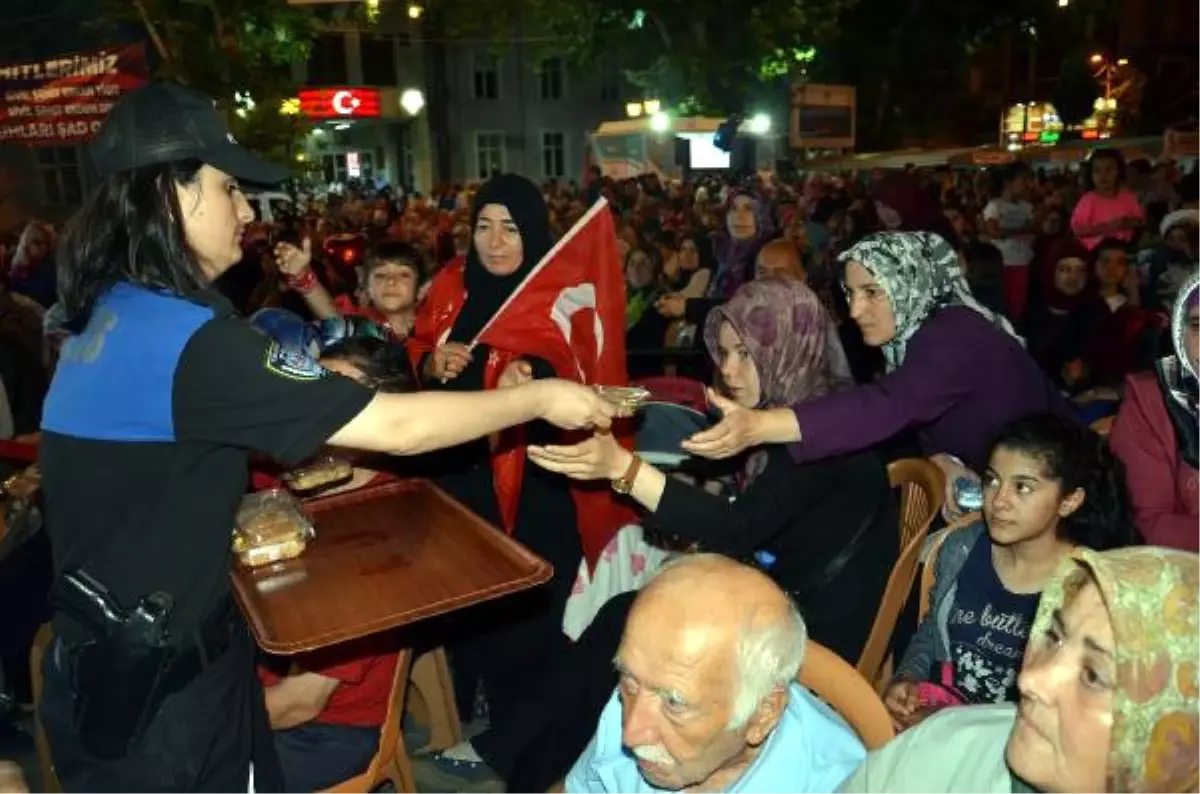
[468,196,612,350]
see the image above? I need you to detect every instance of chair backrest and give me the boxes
[854,458,945,686]
[798,640,895,750]
[30,622,60,793]
[918,512,982,621]
[320,649,414,794]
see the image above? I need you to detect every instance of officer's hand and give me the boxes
[531,380,615,432]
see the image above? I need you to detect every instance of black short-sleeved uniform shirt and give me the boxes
[40,283,373,643]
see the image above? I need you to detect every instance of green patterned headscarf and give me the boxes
[1029,546,1199,792]
[838,231,1022,371]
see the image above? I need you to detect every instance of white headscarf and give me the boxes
[838,231,1023,370]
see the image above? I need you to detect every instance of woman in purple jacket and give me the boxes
[684,231,1074,505]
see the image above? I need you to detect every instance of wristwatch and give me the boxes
[611,454,642,495]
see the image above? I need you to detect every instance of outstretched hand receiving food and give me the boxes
[528,429,631,481]
[680,389,761,460]
[681,389,803,460]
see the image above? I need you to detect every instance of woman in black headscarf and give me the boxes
[408,173,584,787]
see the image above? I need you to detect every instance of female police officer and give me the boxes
[34,82,613,792]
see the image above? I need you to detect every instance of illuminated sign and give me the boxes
[346,150,361,178]
[297,88,382,119]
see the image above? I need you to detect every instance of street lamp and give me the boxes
[400,88,425,115]
[407,4,423,18]
[649,111,671,133]
[625,101,644,118]
[748,113,771,134]
[1089,53,1103,64]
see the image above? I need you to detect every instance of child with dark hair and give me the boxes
[1071,148,1145,250]
[274,238,426,340]
[883,412,1140,730]
[982,163,1036,320]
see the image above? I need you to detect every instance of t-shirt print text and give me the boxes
[949,604,1031,703]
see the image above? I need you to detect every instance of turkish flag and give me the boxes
[469,199,636,568]
[469,198,627,387]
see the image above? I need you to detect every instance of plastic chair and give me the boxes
[406,647,463,753]
[855,458,945,688]
[798,640,895,750]
[321,650,415,794]
[29,622,60,793]
[918,512,982,621]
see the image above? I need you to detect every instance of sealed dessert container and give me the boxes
[281,455,353,495]
[594,385,651,418]
[232,489,315,568]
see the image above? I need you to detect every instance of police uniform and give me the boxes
[35,84,375,792]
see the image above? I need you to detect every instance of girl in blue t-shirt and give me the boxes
[883,413,1141,730]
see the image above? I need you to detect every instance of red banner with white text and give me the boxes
[0,44,149,146]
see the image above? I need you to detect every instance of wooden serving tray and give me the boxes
[231,478,553,654]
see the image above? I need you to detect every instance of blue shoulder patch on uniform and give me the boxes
[41,284,215,442]
[263,340,328,381]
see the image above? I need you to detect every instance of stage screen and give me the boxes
[682,133,731,169]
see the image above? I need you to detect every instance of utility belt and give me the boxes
[49,569,239,760]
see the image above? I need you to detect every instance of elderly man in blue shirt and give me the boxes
[565,554,865,793]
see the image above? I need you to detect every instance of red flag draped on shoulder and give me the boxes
[469,198,627,387]
[423,198,636,570]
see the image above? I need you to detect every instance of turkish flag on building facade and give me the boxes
[470,198,628,386]
[470,198,637,568]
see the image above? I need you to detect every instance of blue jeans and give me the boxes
[274,722,379,792]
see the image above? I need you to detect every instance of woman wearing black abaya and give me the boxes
[407,174,583,788]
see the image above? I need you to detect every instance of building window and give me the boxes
[541,131,566,178]
[307,34,348,85]
[360,36,396,85]
[36,146,81,206]
[539,57,564,100]
[473,54,499,99]
[599,56,620,101]
[474,131,505,179]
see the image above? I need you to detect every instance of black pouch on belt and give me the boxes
[49,569,177,759]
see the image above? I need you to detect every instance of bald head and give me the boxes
[624,555,805,722]
[634,554,793,638]
[615,556,806,790]
[755,239,806,282]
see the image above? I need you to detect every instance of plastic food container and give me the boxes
[281,455,354,495]
[594,385,651,418]
[232,489,315,568]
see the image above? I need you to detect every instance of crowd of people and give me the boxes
[0,77,1197,794]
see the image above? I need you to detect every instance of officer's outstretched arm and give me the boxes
[327,378,613,455]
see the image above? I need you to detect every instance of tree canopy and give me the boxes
[95,0,339,163]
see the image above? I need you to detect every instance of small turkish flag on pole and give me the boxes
[469,198,628,387]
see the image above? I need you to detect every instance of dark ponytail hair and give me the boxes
[57,158,206,333]
[989,413,1142,550]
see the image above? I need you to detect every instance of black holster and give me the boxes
[65,639,177,759]
[49,568,188,759]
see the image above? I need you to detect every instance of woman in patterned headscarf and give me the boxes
[683,231,1075,506]
[1111,271,1199,551]
[841,545,1199,793]
[530,279,898,663]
